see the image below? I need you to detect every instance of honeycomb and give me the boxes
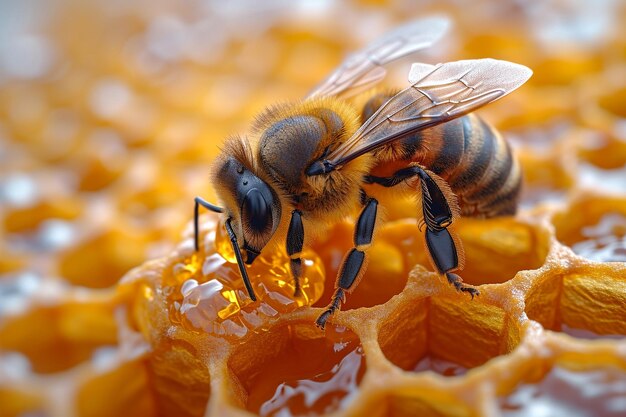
[1,1,626,416]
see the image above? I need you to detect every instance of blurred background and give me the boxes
[0,0,625,415]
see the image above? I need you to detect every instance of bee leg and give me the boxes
[316,196,378,329]
[286,210,304,297]
[416,169,479,298]
[194,196,223,251]
[224,218,257,301]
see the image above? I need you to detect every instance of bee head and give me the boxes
[213,153,281,264]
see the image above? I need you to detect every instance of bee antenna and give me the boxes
[224,219,257,301]
[194,196,224,251]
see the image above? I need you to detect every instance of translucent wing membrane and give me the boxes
[325,59,532,167]
[306,16,450,99]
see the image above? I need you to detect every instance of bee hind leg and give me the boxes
[417,169,479,298]
[315,195,378,329]
[424,227,479,298]
[367,167,478,297]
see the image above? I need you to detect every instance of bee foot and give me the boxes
[315,309,334,330]
[446,272,479,299]
[293,286,303,298]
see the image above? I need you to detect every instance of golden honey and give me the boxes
[1,1,626,417]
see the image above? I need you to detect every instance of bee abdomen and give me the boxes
[445,114,521,217]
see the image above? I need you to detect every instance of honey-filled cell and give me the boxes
[228,322,366,417]
[499,364,626,417]
[0,388,45,417]
[553,196,626,263]
[0,301,118,374]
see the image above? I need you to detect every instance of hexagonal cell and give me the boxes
[378,217,549,287]
[383,390,476,417]
[379,292,522,376]
[498,365,626,416]
[145,339,210,417]
[577,163,626,195]
[598,86,626,119]
[312,220,408,310]
[0,301,118,373]
[575,129,626,171]
[553,195,626,262]
[0,388,45,417]
[58,226,152,288]
[77,357,157,417]
[228,321,366,416]
[525,265,626,339]
[514,144,573,210]
[3,197,83,234]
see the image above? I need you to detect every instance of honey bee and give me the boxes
[194,17,532,329]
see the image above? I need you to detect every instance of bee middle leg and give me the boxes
[367,167,479,298]
[315,193,379,329]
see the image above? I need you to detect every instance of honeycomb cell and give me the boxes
[77,357,156,417]
[145,340,210,417]
[384,390,476,417]
[553,195,626,262]
[575,129,626,170]
[515,143,574,210]
[525,265,626,338]
[598,86,626,118]
[499,365,626,417]
[311,219,410,310]
[0,301,118,373]
[379,280,522,375]
[531,54,603,87]
[59,226,151,288]
[228,322,366,417]
[4,197,83,233]
[0,388,45,417]
[379,217,549,287]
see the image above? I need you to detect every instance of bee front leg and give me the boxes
[286,210,304,297]
[316,195,378,329]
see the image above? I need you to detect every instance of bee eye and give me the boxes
[242,189,272,233]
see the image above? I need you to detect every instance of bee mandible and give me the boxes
[194,17,532,329]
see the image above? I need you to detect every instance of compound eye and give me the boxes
[242,189,272,234]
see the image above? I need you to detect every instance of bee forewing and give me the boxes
[307,16,450,99]
[408,59,533,96]
[327,59,532,166]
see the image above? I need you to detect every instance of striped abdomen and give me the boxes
[413,114,522,217]
[361,94,521,218]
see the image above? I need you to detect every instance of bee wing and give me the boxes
[325,59,532,168]
[306,16,450,99]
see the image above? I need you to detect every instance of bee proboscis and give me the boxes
[194,16,532,328]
